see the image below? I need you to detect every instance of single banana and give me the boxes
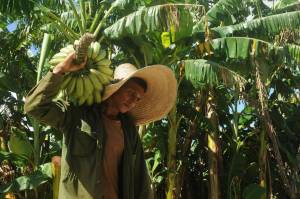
[95,58,111,67]
[52,52,68,59]
[83,75,94,95]
[92,42,100,59]
[74,76,84,98]
[49,57,65,65]
[78,93,88,106]
[89,68,106,85]
[86,94,94,106]
[94,49,106,62]
[66,77,77,95]
[97,65,114,76]
[98,71,111,84]
[87,47,93,59]
[60,46,74,54]
[88,72,103,91]
[93,90,102,104]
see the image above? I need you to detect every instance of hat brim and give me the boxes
[102,64,177,125]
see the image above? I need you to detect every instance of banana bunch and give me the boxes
[49,41,113,106]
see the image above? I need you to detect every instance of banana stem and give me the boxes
[93,5,115,38]
[40,5,79,39]
[79,0,86,31]
[37,33,51,83]
[74,33,95,64]
[68,0,84,35]
[89,6,104,33]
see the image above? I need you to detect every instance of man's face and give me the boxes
[110,80,145,113]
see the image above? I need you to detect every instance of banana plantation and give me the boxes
[0,0,300,198]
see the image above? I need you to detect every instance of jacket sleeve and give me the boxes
[24,71,74,132]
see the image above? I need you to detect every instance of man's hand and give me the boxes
[53,52,87,75]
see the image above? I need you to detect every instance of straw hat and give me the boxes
[102,63,177,125]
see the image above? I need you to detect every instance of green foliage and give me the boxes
[212,11,300,38]
[274,0,299,9]
[184,59,246,89]
[8,127,34,161]
[0,163,52,194]
[1,0,300,198]
[104,4,193,41]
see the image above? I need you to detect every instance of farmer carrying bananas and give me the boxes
[24,52,177,199]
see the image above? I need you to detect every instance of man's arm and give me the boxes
[24,72,71,131]
[24,53,86,131]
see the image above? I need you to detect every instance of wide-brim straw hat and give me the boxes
[102,63,177,125]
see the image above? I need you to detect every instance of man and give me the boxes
[24,53,177,199]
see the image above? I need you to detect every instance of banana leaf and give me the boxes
[104,4,193,41]
[184,59,246,89]
[211,11,300,38]
[0,163,52,194]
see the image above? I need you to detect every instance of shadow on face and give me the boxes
[110,79,146,113]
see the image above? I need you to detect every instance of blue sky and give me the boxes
[7,22,17,32]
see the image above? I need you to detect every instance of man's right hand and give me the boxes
[52,52,87,75]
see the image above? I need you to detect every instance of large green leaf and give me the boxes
[274,0,299,9]
[8,127,34,160]
[193,0,248,32]
[287,44,300,64]
[211,37,272,60]
[0,151,28,166]
[212,11,300,38]
[184,59,246,89]
[0,162,52,193]
[104,4,193,41]
[210,37,300,74]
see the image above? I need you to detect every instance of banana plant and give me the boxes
[94,0,300,198]
[189,1,300,197]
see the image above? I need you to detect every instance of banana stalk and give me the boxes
[74,33,95,64]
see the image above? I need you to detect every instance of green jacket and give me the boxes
[24,72,154,199]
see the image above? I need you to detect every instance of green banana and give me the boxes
[87,46,93,59]
[83,75,94,95]
[88,72,103,91]
[89,68,108,85]
[74,76,84,98]
[50,40,113,105]
[93,90,102,104]
[49,57,65,66]
[92,42,100,59]
[60,45,74,54]
[95,58,111,67]
[86,94,94,106]
[66,77,77,95]
[94,49,106,62]
[52,52,68,59]
[78,93,88,106]
[97,65,114,76]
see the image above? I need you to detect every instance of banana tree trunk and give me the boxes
[166,105,179,199]
[33,33,51,168]
[175,119,196,197]
[206,91,221,199]
[258,129,267,199]
[254,60,297,199]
